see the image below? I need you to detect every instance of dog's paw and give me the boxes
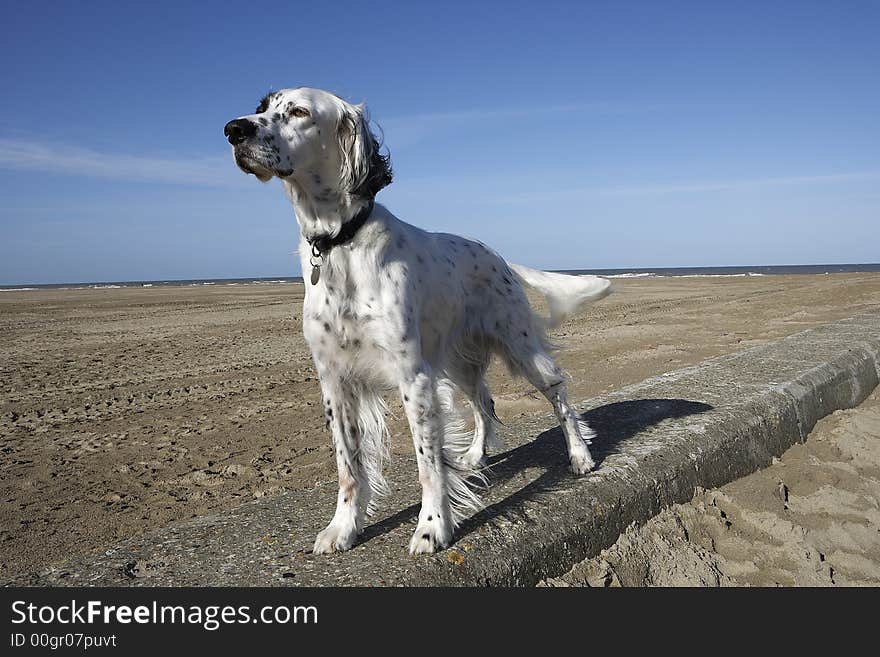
[569,445,595,475]
[408,519,453,555]
[313,521,358,554]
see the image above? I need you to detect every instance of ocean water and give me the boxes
[2,264,879,292]
[562,263,880,278]
[0,277,304,292]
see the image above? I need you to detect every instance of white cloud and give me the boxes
[378,101,681,149]
[0,138,246,187]
[494,170,880,203]
[383,100,657,125]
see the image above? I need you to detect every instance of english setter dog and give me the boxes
[224,87,611,554]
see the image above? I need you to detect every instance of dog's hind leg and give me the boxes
[461,379,499,468]
[503,338,595,475]
[445,355,499,468]
[542,376,596,475]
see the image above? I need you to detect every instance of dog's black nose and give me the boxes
[224,119,257,145]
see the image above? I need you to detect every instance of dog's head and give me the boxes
[224,87,391,198]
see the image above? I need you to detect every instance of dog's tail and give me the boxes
[509,263,612,327]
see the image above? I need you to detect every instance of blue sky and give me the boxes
[1,1,878,284]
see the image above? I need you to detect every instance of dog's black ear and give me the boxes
[337,103,392,199]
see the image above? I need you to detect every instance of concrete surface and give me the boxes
[5,312,879,587]
[540,386,880,587]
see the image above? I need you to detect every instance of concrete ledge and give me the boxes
[6,312,879,586]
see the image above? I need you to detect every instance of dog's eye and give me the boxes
[291,107,310,118]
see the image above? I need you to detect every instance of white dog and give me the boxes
[225,88,611,554]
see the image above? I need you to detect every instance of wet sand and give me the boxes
[2,273,880,577]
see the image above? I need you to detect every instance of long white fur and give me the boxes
[509,264,613,328]
[225,87,612,555]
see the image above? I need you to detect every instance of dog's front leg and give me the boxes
[313,374,368,553]
[400,368,454,554]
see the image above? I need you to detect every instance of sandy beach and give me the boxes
[2,272,880,577]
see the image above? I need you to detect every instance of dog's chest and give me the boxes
[304,286,370,337]
[301,284,394,376]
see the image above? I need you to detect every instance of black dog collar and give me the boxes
[307,200,374,285]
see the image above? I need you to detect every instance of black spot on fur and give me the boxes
[256,93,274,113]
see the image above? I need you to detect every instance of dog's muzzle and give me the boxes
[224,118,257,145]
[225,118,273,181]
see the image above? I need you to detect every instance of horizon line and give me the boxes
[3,262,879,289]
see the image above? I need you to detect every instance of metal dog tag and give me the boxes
[310,265,321,285]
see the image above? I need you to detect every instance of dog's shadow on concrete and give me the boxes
[359,398,713,545]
